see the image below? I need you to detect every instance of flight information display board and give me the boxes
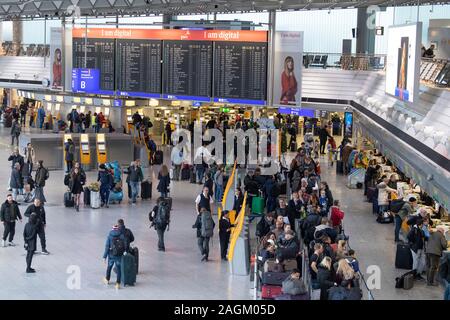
[213,41,267,105]
[72,37,115,94]
[116,39,162,98]
[162,40,212,101]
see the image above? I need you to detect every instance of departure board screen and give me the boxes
[162,40,212,101]
[213,41,267,104]
[116,39,162,97]
[72,37,115,93]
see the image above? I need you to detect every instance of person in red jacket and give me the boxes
[280,56,298,104]
[330,200,345,233]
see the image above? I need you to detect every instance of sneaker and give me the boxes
[115,283,120,290]
[41,250,50,255]
[8,242,16,247]
[103,278,110,285]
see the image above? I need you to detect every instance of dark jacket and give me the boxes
[426,231,448,256]
[277,236,300,260]
[10,168,23,189]
[69,173,84,194]
[98,170,113,187]
[407,225,426,253]
[127,166,143,183]
[65,142,75,161]
[0,200,22,222]
[34,166,49,187]
[24,204,46,226]
[157,173,171,193]
[258,248,275,264]
[318,128,331,141]
[23,220,38,252]
[11,121,21,136]
[256,216,273,238]
[233,195,244,213]
[119,225,135,252]
[103,229,127,259]
[219,217,233,236]
[8,154,24,169]
[287,199,305,229]
[317,266,335,300]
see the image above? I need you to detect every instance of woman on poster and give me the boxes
[52,48,62,88]
[280,56,298,104]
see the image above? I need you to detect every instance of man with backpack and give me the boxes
[34,160,49,204]
[149,197,171,252]
[193,207,215,262]
[118,219,134,253]
[407,218,427,280]
[103,224,127,290]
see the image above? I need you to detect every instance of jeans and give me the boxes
[100,185,110,206]
[156,227,166,250]
[20,115,26,126]
[2,221,16,242]
[106,257,121,284]
[378,204,389,214]
[11,135,19,146]
[130,181,139,203]
[196,166,205,184]
[38,119,44,129]
[66,160,73,173]
[26,250,34,270]
[160,192,168,198]
[411,249,426,275]
[394,215,402,242]
[197,236,210,258]
[173,164,181,181]
[27,161,33,176]
[426,253,440,285]
[214,184,223,202]
[12,188,20,201]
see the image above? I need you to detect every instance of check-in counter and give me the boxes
[19,133,133,170]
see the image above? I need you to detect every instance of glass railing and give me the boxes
[0,42,50,57]
[303,52,386,71]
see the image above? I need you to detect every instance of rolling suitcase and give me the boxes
[395,243,413,270]
[395,270,415,289]
[251,195,265,215]
[261,285,283,299]
[90,190,101,209]
[141,180,152,200]
[83,187,90,206]
[336,160,344,174]
[121,253,136,286]
[154,150,163,165]
[64,192,74,207]
[129,247,139,275]
[261,272,289,286]
[403,273,414,290]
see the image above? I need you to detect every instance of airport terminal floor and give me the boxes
[0,126,444,300]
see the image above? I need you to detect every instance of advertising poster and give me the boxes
[50,27,63,91]
[272,31,303,106]
[385,23,422,103]
[344,112,353,137]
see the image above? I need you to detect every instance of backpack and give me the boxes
[110,235,125,257]
[390,200,406,214]
[201,211,214,238]
[155,202,170,227]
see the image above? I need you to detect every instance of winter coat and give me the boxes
[102,229,128,259]
[98,171,113,187]
[330,206,345,228]
[8,154,24,169]
[24,146,35,164]
[407,225,425,253]
[24,204,46,226]
[127,166,143,183]
[256,216,273,238]
[426,231,448,257]
[69,174,84,194]
[10,121,21,136]
[10,169,23,189]
[34,166,49,187]
[23,221,38,252]
[157,173,170,193]
[0,200,22,222]
[317,266,335,300]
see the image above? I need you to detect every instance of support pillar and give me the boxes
[356,8,375,54]
[12,19,23,56]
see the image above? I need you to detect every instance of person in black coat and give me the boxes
[69,168,85,212]
[157,165,171,198]
[233,189,244,214]
[0,194,22,247]
[23,213,39,273]
[24,198,49,254]
[219,210,235,261]
[318,125,332,155]
[203,173,214,200]
[287,191,305,231]
[256,212,275,239]
[317,256,337,300]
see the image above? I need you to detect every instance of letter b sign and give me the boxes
[80,81,86,89]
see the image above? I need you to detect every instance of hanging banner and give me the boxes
[272,31,303,107]
[50,27,63,91]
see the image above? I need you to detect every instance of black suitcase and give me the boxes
[181,167,190,180]
[154,150,163,165]
[261,272,289,286]
[129,247,139,275]
[395,243,413,270]
[64,192,74,207]
[121,253,136,286]
[83,187,90,205]
[367,187,377,203]
[290,141,297,152]
[141,181,152,200]
[336,160,344,174]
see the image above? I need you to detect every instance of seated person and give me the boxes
[282,269,307,296]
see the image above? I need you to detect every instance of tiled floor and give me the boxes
[0,126,444,300]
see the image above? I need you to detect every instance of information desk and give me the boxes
[19,133,133,170]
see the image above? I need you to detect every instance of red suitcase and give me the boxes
[261,285,283,299]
